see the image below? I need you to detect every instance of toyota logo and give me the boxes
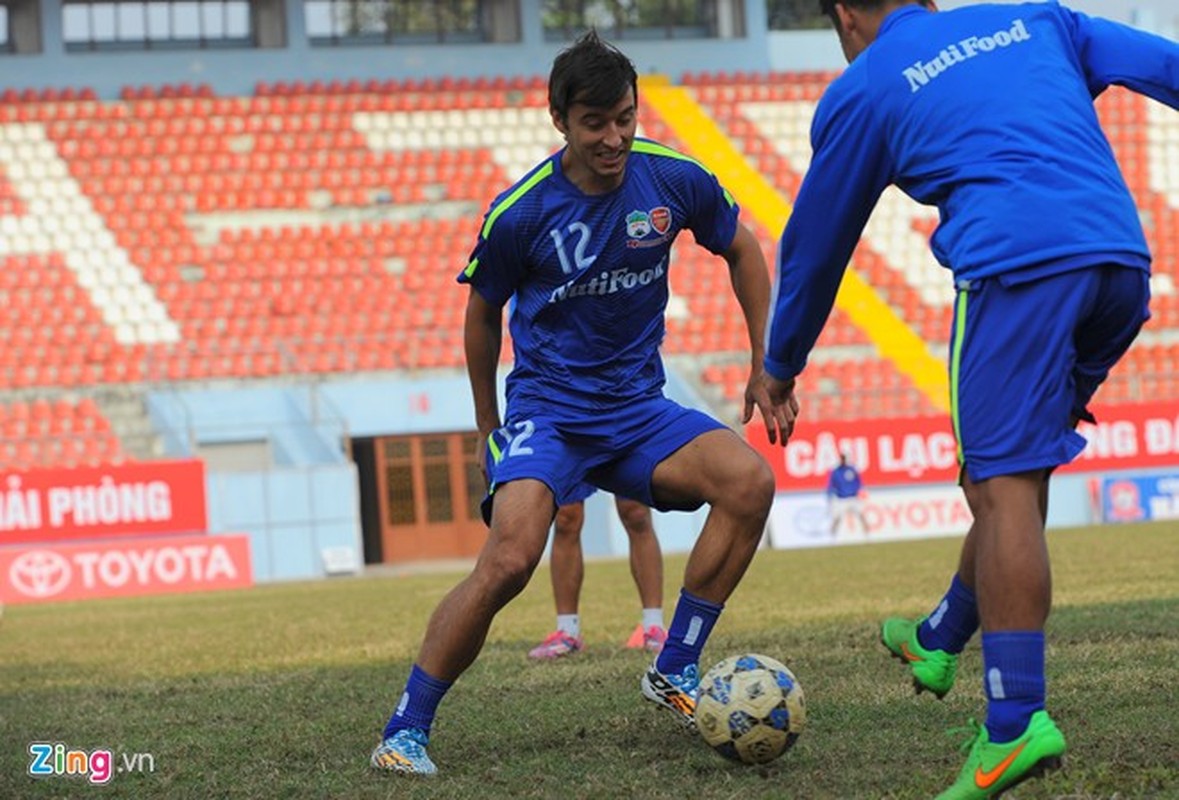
[9,551,72,598]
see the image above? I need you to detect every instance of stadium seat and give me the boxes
[0,73,1165,468]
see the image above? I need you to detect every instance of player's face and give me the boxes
[553,88,637,194]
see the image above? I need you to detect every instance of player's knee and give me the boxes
[554,504,584,537]
[962,471,1044,518]
[480,546,541,601]
[616,501,652,534]
[721,456,775,518]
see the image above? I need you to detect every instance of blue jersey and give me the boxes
[459,138,739,414]
[827,465,862,499]
[765,1,1179,381]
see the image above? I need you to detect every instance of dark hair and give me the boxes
[818,0,885,22]
[818,0,927,27]
[548,30,639,121]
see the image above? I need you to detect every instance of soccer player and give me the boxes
[762,2,1177,797]
[826,452,868,537]
[528,493,667,660]
[371,30,797,776]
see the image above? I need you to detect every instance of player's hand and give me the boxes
[745,371,799,446]
[474,428,496,489]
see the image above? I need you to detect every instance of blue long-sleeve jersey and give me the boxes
[765,1,1179,381]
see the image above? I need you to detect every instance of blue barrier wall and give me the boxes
[146,385,361,582]
[205,464,362,582]
[145,368,727,580]
[147,385,347,463]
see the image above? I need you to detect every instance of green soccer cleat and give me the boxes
[936,711,1066,799]
[880,616,958,699]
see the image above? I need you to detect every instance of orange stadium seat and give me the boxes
[0,74,1167,469]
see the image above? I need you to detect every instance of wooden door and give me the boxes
[377,432,487,563]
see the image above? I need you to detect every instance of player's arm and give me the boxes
[722,222,800,447]
[464,288,505,447]
[764,73,891,387]
[723,223,770,366]
[721,223,768,407]
[1062,7,1179,106]
[457,202,524,476]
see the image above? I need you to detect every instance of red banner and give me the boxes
[0,460,208,545]
[0,534,253,605]
[748,401,1179,491]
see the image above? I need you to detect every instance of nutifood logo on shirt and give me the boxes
[903,18,1031,93]
[625,206,673,249]
[547,256,668,304]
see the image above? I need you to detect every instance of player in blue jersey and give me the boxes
[763,1,1178,797]
[371,30,797,776]
[826,453,867,536]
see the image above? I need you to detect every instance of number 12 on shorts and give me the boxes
[492,420,535,461]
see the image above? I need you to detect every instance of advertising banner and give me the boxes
[748,415,959,491]
[768,485,973,549]
[1095,474,1179,523]
[748,401,1179,491]
[0,534,253,605]
[0,460,207,545]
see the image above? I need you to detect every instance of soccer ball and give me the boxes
[695,653,806,765]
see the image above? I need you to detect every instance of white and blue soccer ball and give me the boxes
[696,653,806,765]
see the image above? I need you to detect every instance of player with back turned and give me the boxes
[762,1,1179,797]
[369,30,798,776]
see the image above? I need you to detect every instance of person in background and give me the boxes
[826,452,868,537]
[529,493,666,659]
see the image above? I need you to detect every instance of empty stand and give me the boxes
[687,75,1179,410]
[0,75,1175,470]
[0,396,125,469]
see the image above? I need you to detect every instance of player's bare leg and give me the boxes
[640,429,774,730]
[932,468,1065,797]
[953,469,1049,601]
[374,479,557,775]
[529,501,586,659]
[417,479,556,681]
[616,497,666,651]
[962,470,1051,632]
[651,429,773,603]
[550,502,586,616]
[617,497,662,608]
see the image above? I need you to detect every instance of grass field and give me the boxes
[2,521,1177,799]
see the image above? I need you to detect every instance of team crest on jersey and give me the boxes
[625,207,673,249]
[626,210,651,238]
[649,206,671,234]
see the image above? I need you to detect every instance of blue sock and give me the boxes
[918,573,979,654]
[982,631,1046,743]
[383,664,452,739]
[656,589,724,676]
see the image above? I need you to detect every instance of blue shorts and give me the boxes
[950,264,1149,482]
[480,396,724,525]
